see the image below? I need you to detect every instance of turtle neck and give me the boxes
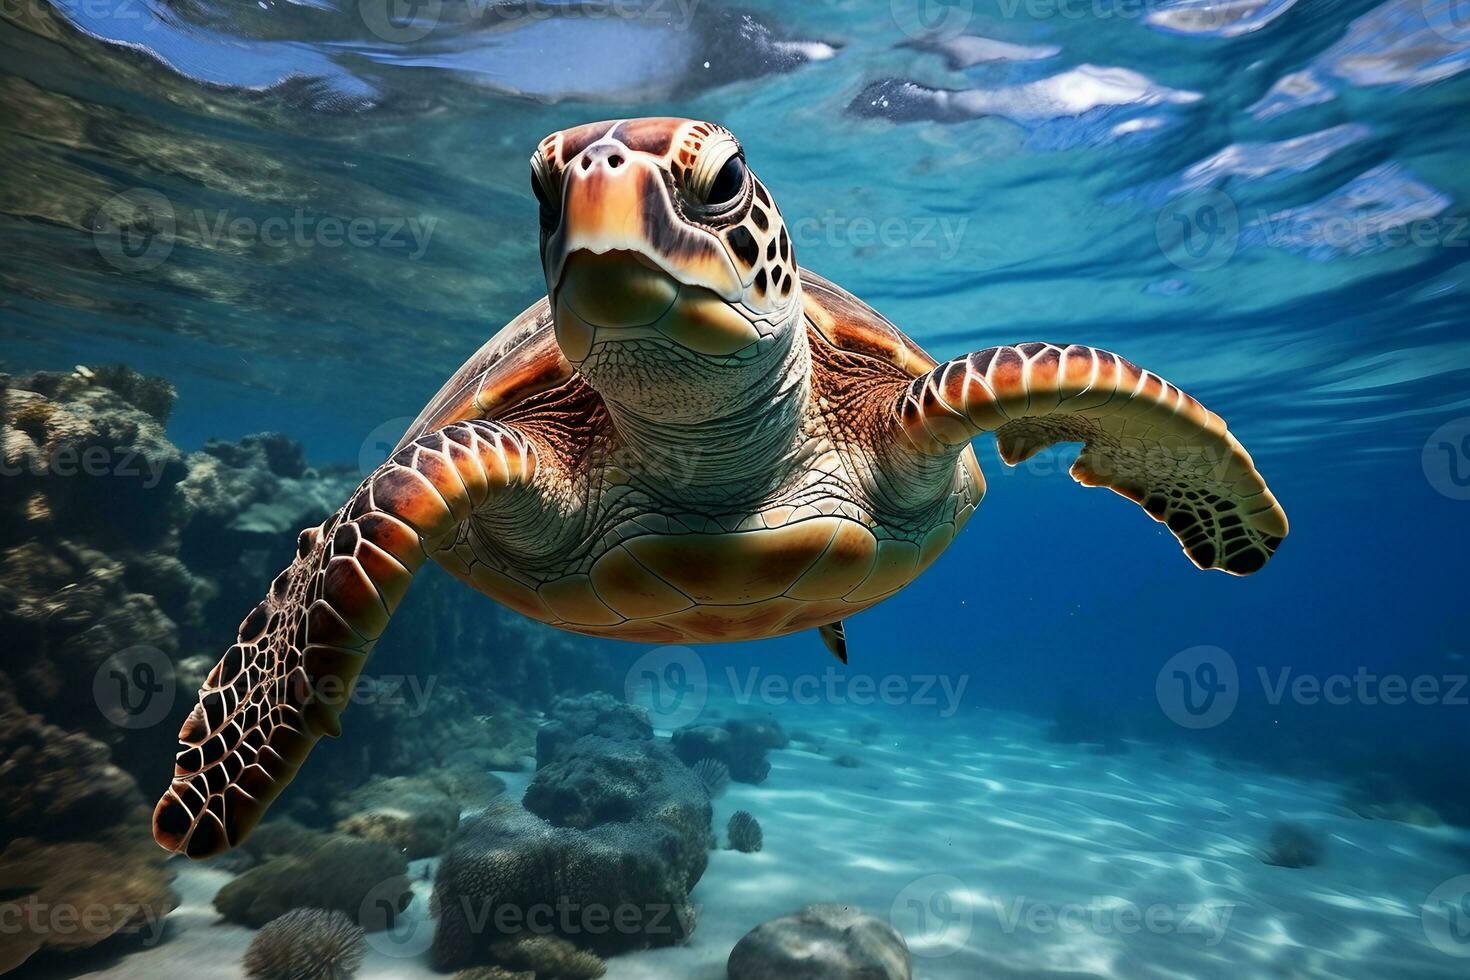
[602,309,812,495]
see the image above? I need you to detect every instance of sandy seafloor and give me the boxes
[63,706,1470,980]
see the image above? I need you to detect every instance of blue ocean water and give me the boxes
[3,0,1470,977]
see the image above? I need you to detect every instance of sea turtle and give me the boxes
[153,117,1287,857]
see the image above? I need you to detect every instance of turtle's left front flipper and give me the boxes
[152,420,539,858]
[892,343,1287,575]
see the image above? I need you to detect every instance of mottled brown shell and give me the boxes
[800,269,939,380]
[396,299,571,452]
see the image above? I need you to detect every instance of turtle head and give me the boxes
[532,118,803,423]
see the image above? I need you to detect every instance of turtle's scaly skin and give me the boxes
[154,118,1287,857]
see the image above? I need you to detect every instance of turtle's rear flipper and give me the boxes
[892,344,1288,575]
[152,421,537,858]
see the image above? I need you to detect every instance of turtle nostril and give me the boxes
[607,154,624,169]
[580,157,592,172]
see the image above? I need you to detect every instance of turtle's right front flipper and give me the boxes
[152,420,538,858]
[888,343,1288,575]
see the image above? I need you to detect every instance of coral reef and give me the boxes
[331,774,464,859]
[0,361,626,969]
[214,832,412,929]
[521,736,710,837]
[0,673,177,972]
[482,935,606,979]
[536,692,652,768]
[1263,821,1324,868]
[432,734,712,968]
[726,811,763,853]
[324,764,506,858]
[692,757,730,798]
[670,717,787,784]
[0,683,141,841]
[242,908,365,980]
[0,828,178,973]
[0,367,187,551]
[0,367,353,796]
[176,430,357,641]
[2,362,615,846]
[727,905,912,980]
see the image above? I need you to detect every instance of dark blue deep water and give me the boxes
[2,1,1469,977]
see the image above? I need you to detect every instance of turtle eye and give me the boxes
[705,154,746,206]
[688,134,748,211]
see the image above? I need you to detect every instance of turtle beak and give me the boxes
[543,141,742,303]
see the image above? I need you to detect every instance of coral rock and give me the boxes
[214,833,411,929]
[332,774,464,859]
[432,736,711,968]
[727,905,912,980]
[536,692,652,768]
[484,934,606,979]
[0,815,177,973]
[671,717,787,784]
[1263,821,1324,869]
